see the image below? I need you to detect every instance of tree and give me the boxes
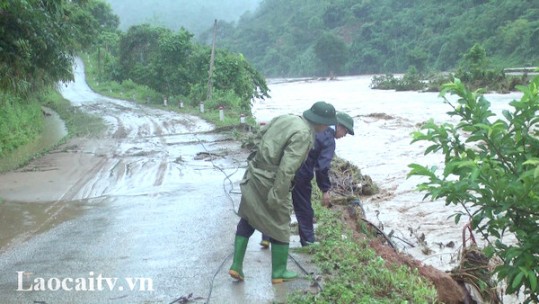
[115,24,268,109]
[87,0,120,31]
[409,77,539,302]
[118,24,173,92]
[0,0,111,95]
[314,32,347,76]
[459,43,489,78]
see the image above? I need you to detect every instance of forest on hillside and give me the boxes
[105,0,261,35]
[201,0,539,77]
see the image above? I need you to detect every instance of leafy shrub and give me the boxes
[409,76,539,302]
[370,74,399,90]
[370,67,426,91]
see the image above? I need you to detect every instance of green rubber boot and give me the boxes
[229,235,249,281]
[271,243,298,284]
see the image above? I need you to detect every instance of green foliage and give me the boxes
[372,44,530,93]
[408,76,539,302]
[211,0,539,77]
[84,53,164,104]
[0,0,112,95]
[314,32,348,76]
[370,74,400,90]
[0,89,106,172]
[84,49,262,129]
[87,0,119,32]
[92,23,268,112]
[455,43,495,86]
[289,195,437,303]
[106,0,261,36]
[0,93,43,156]
[370,67,426,91]
[0,0,114,167]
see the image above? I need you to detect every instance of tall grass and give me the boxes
[0,93,43,157]
[289,188,438,304]
[0,88,105,172]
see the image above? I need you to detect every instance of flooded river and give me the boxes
[0,62,526,302]
[253,76,523,272]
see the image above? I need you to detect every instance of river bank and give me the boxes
[0,60,447,303]
[253,75,526,303]
[2,59,529,302]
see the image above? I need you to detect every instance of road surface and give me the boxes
[0,58,315,304]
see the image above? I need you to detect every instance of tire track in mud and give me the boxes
[83,112,172,194]
[0,56,214,251]
[149,118,168,187]
[111,116,128,139]
[61,156,110,201]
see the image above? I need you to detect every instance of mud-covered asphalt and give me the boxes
[0,58,316,304]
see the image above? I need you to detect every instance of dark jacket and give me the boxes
[294,127,336,192]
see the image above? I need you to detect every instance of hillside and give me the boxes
[205,0,539,77]
[105,0,261,36]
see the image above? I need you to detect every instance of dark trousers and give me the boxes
[261,178,315,246]
[292,178,315,246]
[236,218,287,245]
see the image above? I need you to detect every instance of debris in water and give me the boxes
[450,223,501,303]
[329,156,378,204]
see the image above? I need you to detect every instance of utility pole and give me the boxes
[206,19,217,102]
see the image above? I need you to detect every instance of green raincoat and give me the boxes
[238,114,314,243]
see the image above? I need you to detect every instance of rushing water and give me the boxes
[0,107,67,172]
[252,75,523,271]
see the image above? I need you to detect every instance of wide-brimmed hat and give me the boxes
[303,101,337,125]
[337,112,355,135]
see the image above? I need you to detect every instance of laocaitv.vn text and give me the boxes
[16,271,154,292]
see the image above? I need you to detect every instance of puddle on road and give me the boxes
[0,199,87,252]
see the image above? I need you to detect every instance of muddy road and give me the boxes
[0,59,315,304]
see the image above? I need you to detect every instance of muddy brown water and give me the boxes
[0,64,525,302]
[254,76,525,303]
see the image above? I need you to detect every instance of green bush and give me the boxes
[370,74,399,90]
[409,76,539,302]
[370,68,426,91]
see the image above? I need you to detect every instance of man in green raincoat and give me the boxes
[229,101,337,284]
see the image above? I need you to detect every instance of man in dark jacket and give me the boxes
[229,101,337,284]
[261,112,355,247]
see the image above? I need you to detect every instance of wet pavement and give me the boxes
[0,58,316,303]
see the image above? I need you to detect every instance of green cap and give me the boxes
[336,112,354,135]
[303,101,337,125]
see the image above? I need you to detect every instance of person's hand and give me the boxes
[322,191,331,207]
